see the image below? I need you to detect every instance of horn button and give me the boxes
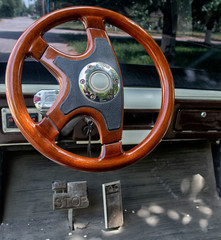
[90,71,110,93]
[79,62,120,102]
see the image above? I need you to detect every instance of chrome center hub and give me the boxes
[89,71,111,93]
[79,62,120,102]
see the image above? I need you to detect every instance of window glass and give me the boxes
[0,0,220,72]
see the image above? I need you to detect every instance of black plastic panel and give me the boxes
[54,38,123,131]
[1,60,221,90]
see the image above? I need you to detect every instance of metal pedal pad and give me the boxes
[102,180,123,229]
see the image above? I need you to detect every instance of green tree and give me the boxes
[202,0,221,43]
[36,0,179,63]
[192,0,221,43]
[177,0,192,34]
[49,0,134,15]
[130,0,178,63]
[160,0,178,63]
[34,0,45,16]
[0,0,27,18]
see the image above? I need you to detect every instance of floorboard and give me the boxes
[0,141,221,240]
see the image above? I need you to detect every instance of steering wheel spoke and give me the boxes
[100,141,124,160]
[81,15,105,30]
[28,36,49,61]
[47,104,123,144]
[36,117,59,141]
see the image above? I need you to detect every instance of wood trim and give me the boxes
[165,100,221,140]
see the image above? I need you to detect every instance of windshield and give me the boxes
[0,0,220,72]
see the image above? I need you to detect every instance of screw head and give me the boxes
[201,112,207,118]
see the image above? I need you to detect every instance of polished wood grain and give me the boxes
[165,100,221,140]
[5,6,174,171]
[176,109,221,131]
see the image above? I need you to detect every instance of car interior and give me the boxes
[0,1,221,239]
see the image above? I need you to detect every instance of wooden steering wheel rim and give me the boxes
[5,6,174,172]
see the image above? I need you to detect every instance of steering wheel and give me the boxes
[5,6,174,172]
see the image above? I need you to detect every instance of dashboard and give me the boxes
[1,61,221,146]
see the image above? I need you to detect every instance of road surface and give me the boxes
[0,16,77,61]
